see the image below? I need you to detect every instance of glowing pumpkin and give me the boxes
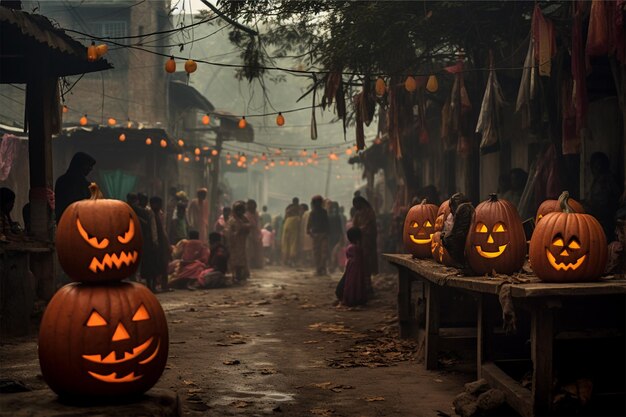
[431,200,454,265]
[39,281,168,398]
[529,191,607,282]
[466,194,526,275]
[403,199,438,258]
[535,191,584,224]
[56,183,142,283]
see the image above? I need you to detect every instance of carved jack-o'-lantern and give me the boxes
[431,200,454,265]
[39,281,169,398]
[529,191,607,282]
[403,199,438,258]
[466,194,526,275]
[56,183,142,283]
[535,191,584,224]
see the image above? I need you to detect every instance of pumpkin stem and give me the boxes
[489,193,498,202]
[420,198,428,205]
[558,191,573,213]
[89,182,104,200]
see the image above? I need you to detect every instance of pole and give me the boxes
[324,159,332,198]
[209,135,223,226]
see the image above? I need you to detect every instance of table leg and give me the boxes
[425,282,440,370]
[397,267,417,338]
[531,303,554,416]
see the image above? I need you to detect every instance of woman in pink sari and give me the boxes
[168,230,210,289]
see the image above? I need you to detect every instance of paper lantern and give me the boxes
[96,44,108,57]
[184,59,197,74]
[238,117,247,129]
[145,138,152,145]
[165,57,176,73]
[405,76,417,92]
[118,133,126,142]
[79,115,88,126]
[201,114,210,125]
[375,77,386,96]
[160,139,167,148]
[426,75,438,93]
[276,112,285,126]
[87,42,98,62]
[107,118,116,126]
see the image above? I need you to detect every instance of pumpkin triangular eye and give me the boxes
[424,221,432,227]
[118,217,135,244]
[132,304,150,321]
[568,239,581,249]
[411,221,419,228]
[553,237,564,247]
[475,223,488,233]
[493,223,506,232]
[86,310,107,327]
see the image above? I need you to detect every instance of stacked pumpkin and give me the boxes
[39,184,169,398]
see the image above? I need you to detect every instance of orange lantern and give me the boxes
[177,139,184,147]
[79,115,88,126]
[405,75,417,92]
[87,42,98,62]
[145,138,152,145]
[184,59,197,74]
[118,133,126,142]
[107,117,116,126]
[194,148,200,156]
[183,157,190,163]
[238,116,247,129]
[95,44,108,57]
[276,112,285,126]
[375,77,386,96]
[201,114,210,125]
[62,105,69,113]
[177,154,182,161]
[426,75,438,93]
[211,149,218,156]
[165,57,176,73]
[160,139,167,148]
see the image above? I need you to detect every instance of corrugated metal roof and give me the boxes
[0,6,111,82]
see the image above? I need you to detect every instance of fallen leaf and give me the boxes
[311,382,334,389]
[223,360,241,365]
[310,408,335,416]
[230,400,250,408]
[187,388,203,393]
[182,379,196,385]
[249,312,265,317]
[304,340,319,344]
[364,396,385,402]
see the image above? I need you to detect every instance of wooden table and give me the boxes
[384,254,626,417]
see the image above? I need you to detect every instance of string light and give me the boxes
[145,137,152,145]
[211,149,219,156]
[126,119,133,128]
[79,114,88,126]
[178,139,184,147]
[118,133,126,142]
[202,146,210,151]
[62,105,69,113]
[160,139,167,148]
[185,59,198,74]
[202,114,210,125]
[107,117,116,126]
[165,56,176,73]
[238,116,247,129]
[276,112,285,126]
[184,156,190,162]
[194,147,201,155]
[177,154,182,161]
[195,156,200,161]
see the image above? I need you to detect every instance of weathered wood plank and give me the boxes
[481,362,533,417]
[424,282,440,370]
[531,304,554,416]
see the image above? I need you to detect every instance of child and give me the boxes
[335,227,367,306]
[261,224,275,265]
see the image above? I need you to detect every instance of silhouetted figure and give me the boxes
[282,197,301,266]
[336,227,367,306]
[260,205,271,228]
[246,199,263,269]
[227,201,251,282]
[308,195,330,276]
[0,187,22,239]
[150,196,171,291]
[188,188,209,243]
[54,152,95,223]
[352,196,378,294]
[327,202,343,272]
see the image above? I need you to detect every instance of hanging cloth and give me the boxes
[353,92,365,150]
[476,55,506,154]
[586,0,609,57]
[561,75,581,155]
[571,2,588,132]
[532,5,556,76]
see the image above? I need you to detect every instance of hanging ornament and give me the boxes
[211,149,218,156]
[62,105,69,114]
[238,116,247,129]
[405,75,417,92]
[279,160,286,166]
[177,139,184,147]
[96,44,108,57]
[184,156,190,163]
[226,159,232,165]
[79,115,88,126]
[118,133,126,142]
[426,75,438,93]
[145,137,152,145]
[194,147,201,155]
[276,112,285,126]
[195,156,200,161]
[375,77,386,96]
[184,59,197,74]
[202,114,210,125]
[261,153,267,161]
[160,139,167,148]
[177,154,183,161]
[107,117,116,126]
[165,57,176,73]
[346,147,353,156]
[202,146,209,151]
[87,42,98,62]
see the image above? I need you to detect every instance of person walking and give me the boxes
[308,195,329,276]
[281,197,301,267]
[188,188,209,243]
[352,196,378,294]
[54,152,96,222]
[150,196,172,291]
[227,201,251,282]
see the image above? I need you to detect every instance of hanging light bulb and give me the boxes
[426,75,438,93]
[79,114,88,126]
[177,139,184,147]
[300,149,308,157]
[375,77,386,96]
[96,44,108,58]
[237,160,243,167]
[240,155,247,163]
[194,147,201,156]
[87,41,98,62]
[118,133,126,142]
[307,158,313,164]
[202,114,210,125]
[202,146,210,151]
[195,156,200,161]
[226,159,231,165]
[165,57,176,73]
[145,137,152,145]
[276,112,285,126]
[405,75,417,92]
[346,147,353,155]
[107,117,116,126]
[184,156,190,163]
[261,152,267,161]
[160,139,167,148]
[264,164,269,170]
[279,160,285,166]
[177,154,182,161]
[184,59,197,74]
[275,148,283,155]
[238,116,247,129]
[62,105,69,113]
[126,118,133,128]
[270,160,276,167]
[211,149,219,156]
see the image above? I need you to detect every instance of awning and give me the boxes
[0,6,112,83]
[169,80,215,113]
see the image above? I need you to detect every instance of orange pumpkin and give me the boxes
[39,281,168,398]
[403,199,438,258]
[466,194,526,275]
[529,191,607,282]
[56,183,142,283]
[535,192,584,224]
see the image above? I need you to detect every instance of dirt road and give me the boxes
[1,266,472,416]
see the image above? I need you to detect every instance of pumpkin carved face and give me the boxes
[466,194,526,275]
[39,282,169,397]
[529,192,607,282]
[56,184,142,283]
[535,192,584,224]
[403,200,438,258]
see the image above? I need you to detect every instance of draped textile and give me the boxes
[341,244,367,306]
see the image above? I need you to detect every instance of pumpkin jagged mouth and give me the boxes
[89,251,139,273]
[546,249,586,271]
[82,337,156,364]
[475,244,507,258]
[410,234,433,245]
[87,371,143,383]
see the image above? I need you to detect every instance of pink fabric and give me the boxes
[261,229,274,248]
[342,243,367,306]
[168,239,211,288]
[0,134,19,181]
